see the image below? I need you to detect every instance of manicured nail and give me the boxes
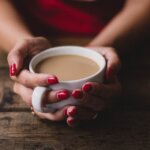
[64,108,68,116]
[68,118,75,125]
[72,89,83,99]
[82,83,92,92]
[68,107,77,116]
[57,90,69,101]
[10,63,17,76]
[47,76,58,84]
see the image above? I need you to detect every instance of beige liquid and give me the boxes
[35,55,100,81]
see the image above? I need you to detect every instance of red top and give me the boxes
[13,0,125,36]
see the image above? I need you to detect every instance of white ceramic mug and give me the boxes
[29,46,106,113]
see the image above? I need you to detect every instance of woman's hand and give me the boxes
[7,37,69,121]
[8,36,51,76]
[65,47,122,127]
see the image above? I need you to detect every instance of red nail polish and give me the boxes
[68,118,75,125]
[57,90,69,101]
[64,109,68,116]
[72,90,83,99]
[69,107,77,116]
[10,63,17,76]
[82,83,92,92]
[47,76,58,84]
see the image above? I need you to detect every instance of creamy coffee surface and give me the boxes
[35,55,99,81]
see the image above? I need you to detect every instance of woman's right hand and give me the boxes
[7,37,70,121]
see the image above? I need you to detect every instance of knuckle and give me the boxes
[21,77,30,86]
[33,76,44,86]
[20,39,31,50]
[36,76,43,85]
[19,71,32,86]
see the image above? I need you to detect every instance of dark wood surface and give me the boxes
[0,38,150,150]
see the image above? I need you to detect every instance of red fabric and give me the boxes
[14,0,125,36]
[35,0,104,35]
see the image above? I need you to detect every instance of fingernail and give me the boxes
[47,76,58,84]
[10,63,17,76]
[64,108,68,116]
[72,89,83,99]
[82,83,92,92]
[68,118,75,125]
[57,90,69,101]
[68,107,77,116]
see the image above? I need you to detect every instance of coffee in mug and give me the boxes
[29,46,106,112]
[35,55,100,81]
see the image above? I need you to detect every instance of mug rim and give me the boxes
[29,46,106,83]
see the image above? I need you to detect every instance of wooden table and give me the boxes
[0,38,150,150]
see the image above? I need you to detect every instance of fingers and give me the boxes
[103,48,121,80]
[72,78,122,111]
[33,105,97,126]
[46,89,70,103]
[13,81,70,106]
[8,41,28,76]
[89,47,121,80]
[7,37,50,76]
[13,82,69,121]
[101,47,120,69]
[11,70,58,88]
[66,117,79,127]
[8,38,34,75]
[13,82,32,106]
[82,79,122,98]
[13,70,69,104]
[33,106,68,121]
[14,82,69,105]
[65,106,98,127]
[65,106,96,120]
[72,89,107,112]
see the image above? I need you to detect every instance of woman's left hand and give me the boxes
[65,47,122,127]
